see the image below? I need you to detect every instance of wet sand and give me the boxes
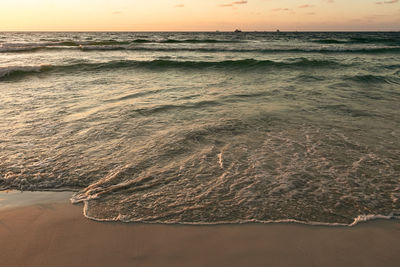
[0,192,399,267]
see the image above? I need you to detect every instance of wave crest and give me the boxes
[0,65,52,79]
[0,58,346,80]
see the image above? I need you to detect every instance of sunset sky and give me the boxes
[1,0,399,31]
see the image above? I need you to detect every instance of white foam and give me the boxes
[350,214,396,226]
[74,196,399,227]
[217,152,224,169]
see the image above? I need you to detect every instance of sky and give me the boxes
[0,0,399,31]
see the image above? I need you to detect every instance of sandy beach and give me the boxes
[2,30,400,267]
[0,192,399,267]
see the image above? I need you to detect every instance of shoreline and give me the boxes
[1,191,400,266]
[2,190,398,227]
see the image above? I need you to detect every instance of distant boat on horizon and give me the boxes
[234,29,242,33]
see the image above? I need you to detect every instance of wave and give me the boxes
[70,39,240,44]
[313,37,400,46]
[313,39,349,44]
[0,39,240,52]
[0,46,47,53]
[158,39,241,43]
[349,37,400,45]
[73,45,400,54]
[2,44,400,54]
[75,197,399,227]
[0,58,345,79]
[345,74,400,85]
[0,65,52,79]
[0,40,130,53]
[121,39,240,44]
[71,189,400,227]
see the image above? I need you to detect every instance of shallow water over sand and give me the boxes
[1,32,399,225]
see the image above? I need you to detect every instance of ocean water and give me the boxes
[0,32,399,226]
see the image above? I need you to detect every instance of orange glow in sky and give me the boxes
[1,0,399,31]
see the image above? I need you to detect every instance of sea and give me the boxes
[0,32,399,226]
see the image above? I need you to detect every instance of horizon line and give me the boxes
[1,30,400,33]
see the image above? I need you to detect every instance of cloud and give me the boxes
[272,3,314,12]
[174,4,184,8]
[298,4,314,8]
[376,0,399,4]
[112,11,121,15]
[272,8,292,12]
[219,0,248,7]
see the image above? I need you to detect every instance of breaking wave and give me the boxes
[0,58,346,79]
